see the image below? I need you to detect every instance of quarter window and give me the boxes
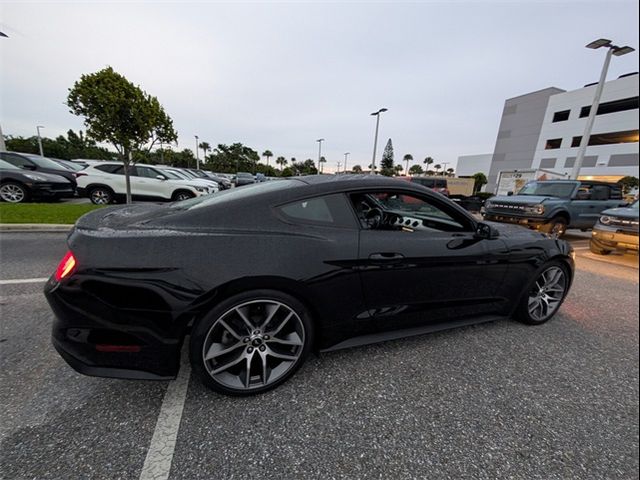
[278,194,356,227]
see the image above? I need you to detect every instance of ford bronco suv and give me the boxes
[483,180,626,237]
[590,199,639,255]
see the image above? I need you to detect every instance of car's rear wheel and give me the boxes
[89,186,114,205]
[589,238,613,255]
[190,290,314,395]
[541,216,568,238]
[172,190,195,201]
[515,261,570,325]
[0,182,30,203]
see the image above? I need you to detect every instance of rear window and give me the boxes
[172,178,303,210]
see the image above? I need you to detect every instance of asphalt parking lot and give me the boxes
[0,232,638,479]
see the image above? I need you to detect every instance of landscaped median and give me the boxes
[0,203,105,226]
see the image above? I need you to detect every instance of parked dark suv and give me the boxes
[0,151,78,195]
[483,180,626,237]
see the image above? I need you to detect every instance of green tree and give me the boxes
[618,176,639,194]
[291,159,317,176]
[380,139,394,176]
[402,153,413,175]
[262,149,273,168]
[67,66,177,203]
[275,156,287,171]
[446,167,455,177]
[408,164,423,175]
[352,164,363,173]
[199,142,211,162]
[472,172,488,194]
[5,130,113,160]
[423,156,434,170]
[433,164,442,175]
[319,156,327,173]
[208,143,260,173]
[394,164,404,175]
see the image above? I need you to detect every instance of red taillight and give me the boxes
[55,251,77,281]
[74,172,87,178]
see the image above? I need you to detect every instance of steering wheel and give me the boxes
[364,207,384,229]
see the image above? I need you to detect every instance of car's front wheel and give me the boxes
[172,190,195,202]
[589,238,613,255]
[515,261,570,325]
[541,216,568,238]
[0,182,30,203]
[190,290,314,395]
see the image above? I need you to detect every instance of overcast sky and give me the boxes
[1,0,638,172]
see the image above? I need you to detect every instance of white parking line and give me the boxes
[139,345,191,480]
[0,277,49,285]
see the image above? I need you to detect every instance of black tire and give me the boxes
[541,216,568,238]
[88,186,114,205]
[172,190,195,202]
[514,260,571,325]
[0,181,30,203]
[190,289,314,396]
[589,238,613,255]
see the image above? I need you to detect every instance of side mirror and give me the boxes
[507,191,514,196]
[156,175,167,181]
[474,222,500,240]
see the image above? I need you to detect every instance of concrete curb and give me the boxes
[0,224,73,232]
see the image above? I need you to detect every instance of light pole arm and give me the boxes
[571,47,613,179]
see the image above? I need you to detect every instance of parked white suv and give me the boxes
[77,163,217,204]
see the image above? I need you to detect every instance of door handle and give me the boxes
[369,252,404,264]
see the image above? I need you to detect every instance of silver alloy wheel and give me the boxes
[528,266,566,322]
[202,299,305,391]
[550,222,566,238]
[175,192,193,201]
[0,183,26,203]
[90,189,111,205]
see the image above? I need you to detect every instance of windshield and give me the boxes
[0,159,20,170]
[517,181,576,198]
[22,154,72,171]
[160,170,182,180]
[171,178,303,210]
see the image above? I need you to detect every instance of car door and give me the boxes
[570,183,617,228]
[136,166,171,199]
[351,189,508,334]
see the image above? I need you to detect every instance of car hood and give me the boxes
[600,206,639,219]
[489,195,558,205]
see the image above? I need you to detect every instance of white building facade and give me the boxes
[455,153,493,177]
[531,73,638,182]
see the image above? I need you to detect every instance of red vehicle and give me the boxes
[397,176,450,197]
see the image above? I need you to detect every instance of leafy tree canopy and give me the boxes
[409,164,424,175]
[472,172,488,194]
[207,143,260,173]
[5,130,113,160]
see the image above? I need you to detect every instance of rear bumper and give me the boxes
[44,276,182,380]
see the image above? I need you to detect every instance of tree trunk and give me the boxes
[123,151,132,204]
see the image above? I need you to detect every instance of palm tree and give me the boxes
[275,156,287,171]
[199,142,211,162]
[394,164,404,176]
[423,156,434,171]
[319,156,327,173]
[262,150,273,168]
[433,164,442,175]
[446,167,455,177]
[403,154,413,175]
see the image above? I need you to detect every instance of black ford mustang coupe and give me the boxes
[45,175,574,395]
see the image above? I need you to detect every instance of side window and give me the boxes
[277,194,356,228]
[137,167,157,178]
[576,184,593,199]
[350,191,471,233]
[94,164,121,173]
[591,185,610,200]
[111,166,137,176]
[435,179,447,189]
[1,153,33,169]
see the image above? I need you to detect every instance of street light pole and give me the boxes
[441,162,450,176]
[370,108,387,174]
[571,38,635,180]
[36,125,45,156]
[194,135,199,170]
[316,138,324,174]
[0,123,6,152]
[344,152,350,173]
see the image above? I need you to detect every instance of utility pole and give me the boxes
[195,135,199,170]
[316,138,324,174]
[36,125,45,156]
